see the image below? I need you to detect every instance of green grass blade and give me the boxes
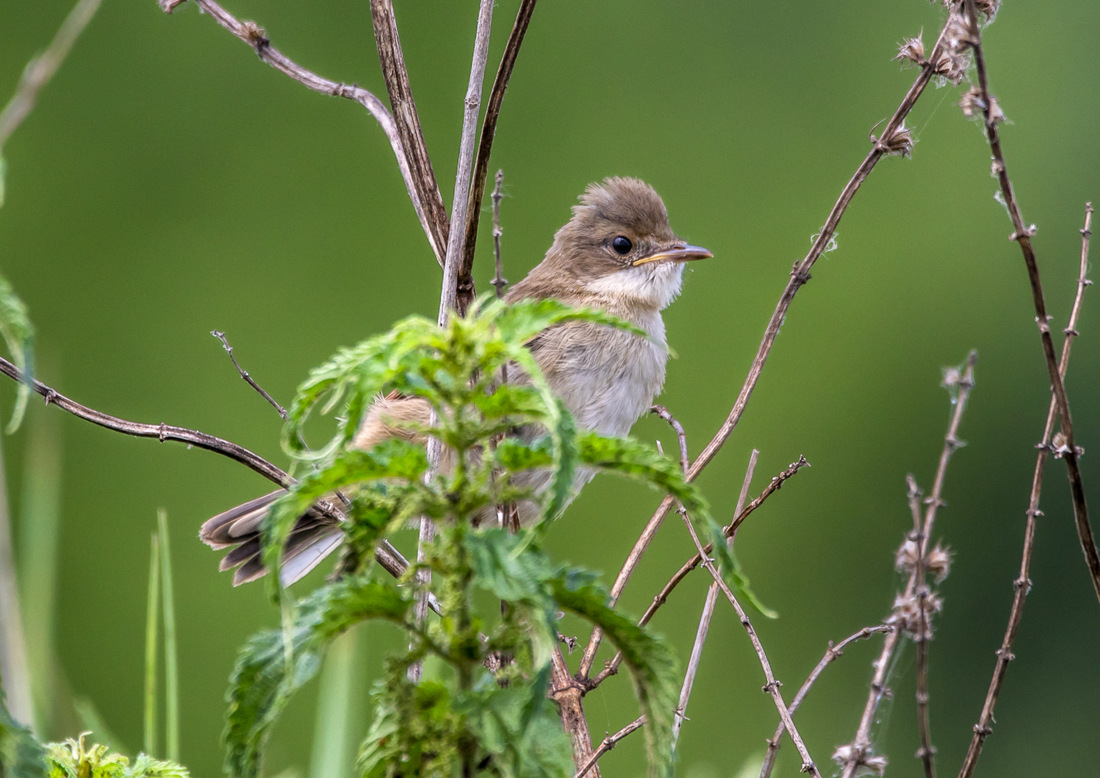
[157,509,180,762]
[307,629,359,778]
[144,532,160,757]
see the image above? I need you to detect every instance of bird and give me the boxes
[200,177,713,585]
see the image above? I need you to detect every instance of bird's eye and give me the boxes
[611,236,633,255]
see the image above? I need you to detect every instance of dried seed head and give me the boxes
[896,538,920,574]
[894,33,925,65]
[959,86,985,118]
[889,591,944,638]
[976,0,1002,21]
[927,544,952,583]
[832,745,888,776]
[872,122,915,157]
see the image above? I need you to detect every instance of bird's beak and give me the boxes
[631,243,713,267]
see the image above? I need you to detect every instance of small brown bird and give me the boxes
[201,177,712,585]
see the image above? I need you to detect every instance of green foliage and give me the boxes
[0,272,33,433]
[225,297,750,777]
[44,734,189,778]
[0,689,46,778]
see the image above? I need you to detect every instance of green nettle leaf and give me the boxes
[224,578,410,778]
[0,689,46,778]
[42,734,190,777]
[0,273,34,433]
[226,296,767,775]
[550,570,678,778]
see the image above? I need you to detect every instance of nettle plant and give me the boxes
[223,297,742,778]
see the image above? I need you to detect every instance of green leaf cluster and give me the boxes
[223,296,752,777]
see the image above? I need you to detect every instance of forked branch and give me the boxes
[960,0,1100,603]
[958,203,1094,778]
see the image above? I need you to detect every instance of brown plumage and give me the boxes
[201,177,712,585]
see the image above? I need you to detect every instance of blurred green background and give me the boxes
[2,0,1099,775]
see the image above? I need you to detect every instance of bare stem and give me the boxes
[211,330,287,419]
[574,716,645,778]
[760,625,893,778]
[677,503,820,776]
[490,170,508,299]
[958,203,1094,778]
[673,449,759,746]
[368,0,450,263]
[0,0,102,154]
[837,351,978,778]
[550,647,599,775]
[590,456,808,687]
[578,18,956,679]
[158,0,444,265]
[961,0,1099,603]
[456,0,538,316]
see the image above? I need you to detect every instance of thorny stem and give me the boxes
[590,456,808,687]
[837,351,978,778]
[673,449,759,747]
[961,0,1100,603]
[759,625,893,778]
[158,0,445,266]
[958,203,1094,778]
[578,18,957,680]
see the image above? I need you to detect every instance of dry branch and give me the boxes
[960,0,1100,602]
[958,203,1094,778]
[836,351,978,778]
[158,0,445,266]
[578,16,958,680]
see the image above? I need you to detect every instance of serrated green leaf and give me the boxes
[0,689,47,778]
[224,578,409,778]
[550,569,678,778]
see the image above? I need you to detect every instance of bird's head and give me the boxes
[530,177,712,311]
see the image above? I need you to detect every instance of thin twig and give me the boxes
[574,715,645,778]
[368,0,450,263]
[158,0,444,265]
[911,476,936,778]
[0,354,416,584]
[677,503,820,776]
[578,17,957,680]
[961,0,1099,603]
[760,625,893,778]
[0,0,102,154]
[491,170,508,299]
[837,351,977,778]
[211,330,287,419]
[455,0,538,316]
[958,203,1094,778]
[590,456,808,687]
[673,449,758,747]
